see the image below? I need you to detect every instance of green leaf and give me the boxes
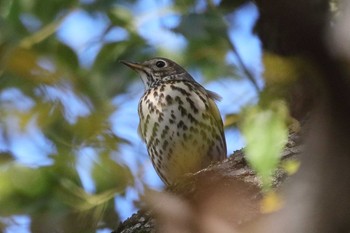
[92,155,133,193]
[173,12,227,41]
[173,12,237,80]
[218,0,247,13]
[241,100,289,191]
[9,165,49,198]
[172,0,198,12]
[93,42,128,70]
[108,6,133,29]
[53,41,79,70]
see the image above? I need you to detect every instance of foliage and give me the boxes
[0,0,294,232]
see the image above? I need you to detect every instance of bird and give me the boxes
[121,57,227,185]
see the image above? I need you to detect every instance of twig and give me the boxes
[206,0,261,93]
[19,8,76,49]
[225,34,261,93]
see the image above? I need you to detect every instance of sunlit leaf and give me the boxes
[263,53,300,85]
[0,164,56,216]
[224,113,240,127]
[0,168,14,201]
[241,100,289,191]
[263,52,318,87]
[281,159,300,175]
[260,191,284,213]
[288,117,301,133]
[9,165,49,198]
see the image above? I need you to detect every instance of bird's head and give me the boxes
[121,57,195,89]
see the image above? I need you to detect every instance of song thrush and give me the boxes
[121,57,226,185]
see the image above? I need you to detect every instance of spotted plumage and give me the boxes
[121,57,227,185]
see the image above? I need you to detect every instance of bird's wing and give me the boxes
[137,122,145,142]
[206,89,222,101]
[205,89,223,127]
[207,93,227,158]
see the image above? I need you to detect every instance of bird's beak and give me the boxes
[120,60,146,71]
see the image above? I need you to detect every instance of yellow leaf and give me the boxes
[263,52,319,87]
[281,159,300,175]
[224,113,240,127]
[288,117,301,133]
[260,191,284,214]
[4,48,60,84]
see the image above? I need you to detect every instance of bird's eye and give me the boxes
[156,60,166,68]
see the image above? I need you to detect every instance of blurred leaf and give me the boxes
[4,0,28,38]
[52,41,79,70]
[224,113,240,127]
[0,0,13,17]
[174,13,227,40]
[91,39,151,97]
[9,165,49,198]
[93,42,128,70]
[92,155,133,193]
[173,12,237,80]
[0,168,14,202]
[108,6,133,29]
[281,159,300,175]
[2,47,61,84]
[0,164,55,216]
[260,191,284,213]
[241,100,289,191]
[0,151,15,163]
[83,0,121,12]
[263,52,319,87]
[172,0,196,11]
[31,100,62,128]
[59,178,116,211]
[263,52,300,85]
[218,0,248,13]
[58,177,122,231]
[19,10,70,49]
[31,0,75,22]
[72,112,111,143]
